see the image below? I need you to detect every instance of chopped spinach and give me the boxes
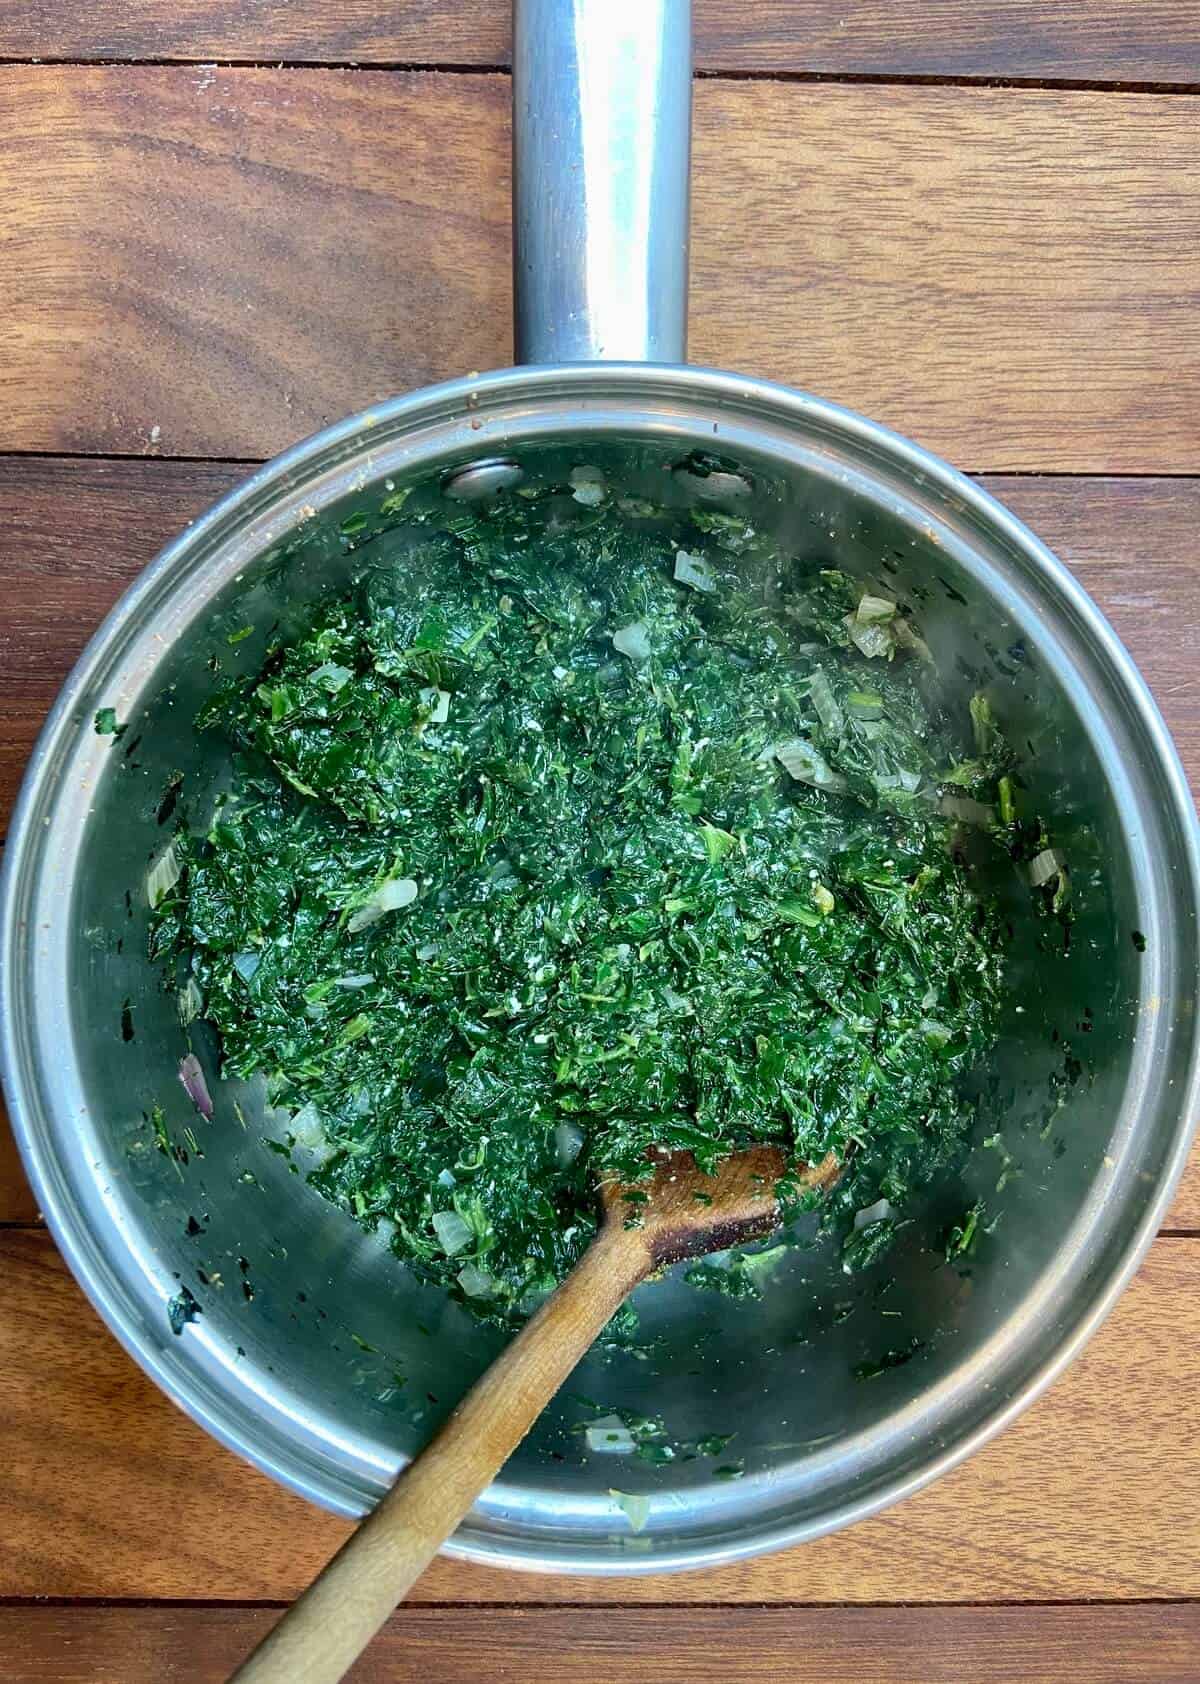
[152,494,1008,1310]
[94,706,126,738]
[943,1197,987,1261]
[167,1284,201,1335]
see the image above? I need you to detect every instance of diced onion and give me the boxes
[569,465,607,506]
[308,662,353,693]
[854,593,897,626]
[418,686,451,724]
[846,617,895,660]
[555,1120,586,1167]
[673,549,717,593]
[347,876,419,934]
[178,1053,213,1120]
[612,622,652,662]
[431,1209,473,1256]
[854,1197,895,1230]
[146,842,182,909]
[1029,847,1067,887]
[586,1417,635,1454]
[807,669,844,736]
[457,1262,499,1298]
[609,1489,651,1533]
[290,1101,326,1151]
[775,738,848,793]
[177,977,203,1027]
[892,617,934,664]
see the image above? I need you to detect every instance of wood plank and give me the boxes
[1,463,1198,1226]
[2,1,1198,85]
[0,1107,39,1226]
[1,1228,1198,1603]
[2,68,1198,471]
[3,1603,1199,1684]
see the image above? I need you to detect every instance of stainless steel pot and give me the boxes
[3,0,1198,1575]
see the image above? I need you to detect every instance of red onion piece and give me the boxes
[178,1052,213,1119]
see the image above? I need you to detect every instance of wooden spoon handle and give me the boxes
[230,1223,650,1684]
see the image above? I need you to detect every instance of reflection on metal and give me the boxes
[443,458,526,500]
[514,0,692,365]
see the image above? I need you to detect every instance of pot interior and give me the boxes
[8,372,1194,1570]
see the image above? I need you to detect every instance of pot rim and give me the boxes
[4,361,1199,1575]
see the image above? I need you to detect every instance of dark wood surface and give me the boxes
[4,1603,1199,1684]
[2,1,1198,85]
[4,67,1198,469]
[1,6,1198,1680]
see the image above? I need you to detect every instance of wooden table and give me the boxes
[3,5,1200,1679]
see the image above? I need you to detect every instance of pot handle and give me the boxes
[512,0,693,365]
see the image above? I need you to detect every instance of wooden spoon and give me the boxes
[230,1144,838,1684]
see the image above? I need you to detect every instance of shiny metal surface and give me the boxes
[442,457,526,499]
[3,0,1200,1580]
[3,365,1199,1575]
[513,0,692,364]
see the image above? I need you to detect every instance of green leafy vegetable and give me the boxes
[944,1198,986,1260]
[94,707,125,738]
[152,494,1008,1311]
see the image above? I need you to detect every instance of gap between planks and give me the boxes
[3,57,1200,96]
[3,69,1199,469]
[1,0,1198,84]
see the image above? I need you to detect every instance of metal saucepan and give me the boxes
[3,0,1198,1574]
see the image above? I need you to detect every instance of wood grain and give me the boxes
[2,1,1199,85]
[0,1110,39,1225]
[2,68,1198,470]
[1166,1144,1200,1231]
[4,1602,1200,1684]
[2,1227,1198,1604]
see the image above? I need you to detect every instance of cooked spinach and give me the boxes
[152,492,1008,1311]
[94,706,126,739]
